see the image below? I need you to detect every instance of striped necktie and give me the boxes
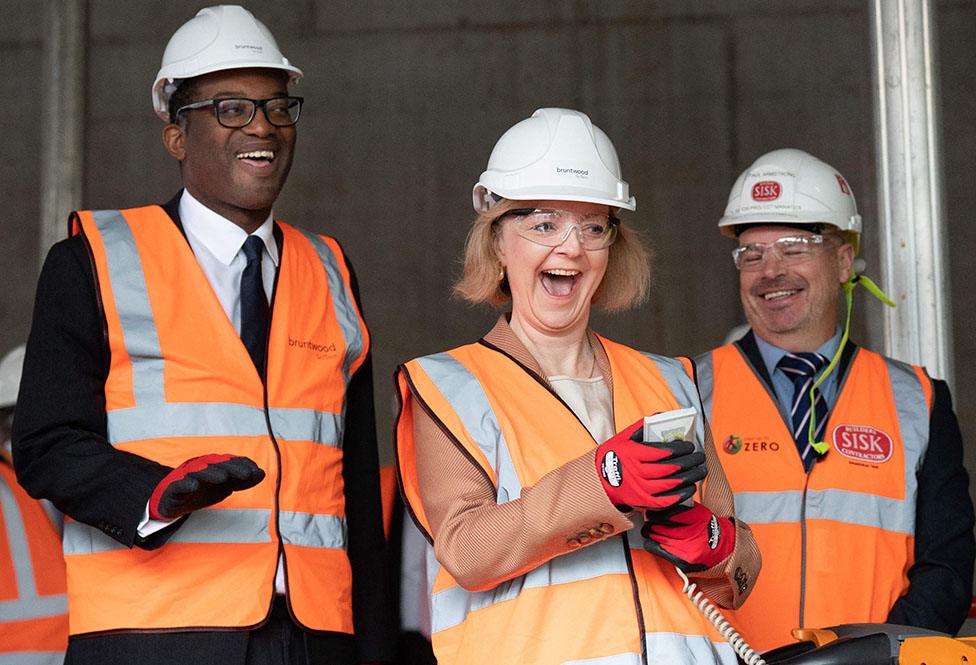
[777,352,830,470]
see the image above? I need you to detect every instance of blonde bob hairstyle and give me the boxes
[453,198,652,312]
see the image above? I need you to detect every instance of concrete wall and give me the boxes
[1,1,973,489]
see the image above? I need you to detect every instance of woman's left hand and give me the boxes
[641,502,736,572]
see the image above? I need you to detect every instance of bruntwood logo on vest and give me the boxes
[288,336,337,358]
[723,434,781,454]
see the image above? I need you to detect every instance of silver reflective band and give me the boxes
[640,352,707,449]
[299,229,365,386]
[645,632,737,665]
[430,538,629,633]
[694,352,716,423]
[1,474,37,599]
[63,508,273,555]
[92,210,165,404]
[107,403,341,447]
[414,353,523,502]
[279,512,347,549]
[735,489,914,534]
[0,652,66,665]
[0,474,67,622]
[0,595,68,622]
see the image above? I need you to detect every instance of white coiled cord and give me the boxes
[675,566,766,665]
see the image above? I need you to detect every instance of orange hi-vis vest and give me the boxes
[64,206,369,636]
[695,343,931,651]
[0,462,67,664]
[395,337,739,665]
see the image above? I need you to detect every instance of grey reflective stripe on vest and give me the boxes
[63,508,273,554]
[279,512,347,549]
[885,356,929,529]
[640,353,707,449]
[91,210,352,447]
[93,210,166,404]
[414,353,522,502]
[734,489,915,533]
[0,653,65,665]
[430,538,630,633]
[298,229,365,386]
[645,633,737,665]
[0,474,68,621]
[694,351,715,423]
[106,402,341,447]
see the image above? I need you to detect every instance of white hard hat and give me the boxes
[719,148,862,253]
[0,345,25,409]
[152,5,303,121]
[473,108,636,213]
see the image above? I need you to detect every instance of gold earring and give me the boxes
[498,266,506,281]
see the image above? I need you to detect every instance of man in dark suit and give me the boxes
[13,6,392,664]
[694,148,973,651]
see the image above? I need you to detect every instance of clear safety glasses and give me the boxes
[176,96,304,128]
[732,234,832,271]
[498,208,619,250]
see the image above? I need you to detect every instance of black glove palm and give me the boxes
[149,454,265,520]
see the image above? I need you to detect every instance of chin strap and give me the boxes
[807,273,896,455]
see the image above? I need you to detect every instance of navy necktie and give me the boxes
[240,236,270,377]
[777,352,829,469]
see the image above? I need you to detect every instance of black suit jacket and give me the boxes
[13,195,394,664]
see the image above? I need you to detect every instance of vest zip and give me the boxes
[479,336,649,662]
[261,258,289,625]
[798,465,812,631]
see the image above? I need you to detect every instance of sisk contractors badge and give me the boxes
[832,424,893,464]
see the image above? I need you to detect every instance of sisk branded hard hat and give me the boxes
[473,108,636,213]
[152,5,303,121]
[0,345,25,409]
[719,148,862,254]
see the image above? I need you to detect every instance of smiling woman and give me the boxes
[393,108,762,665]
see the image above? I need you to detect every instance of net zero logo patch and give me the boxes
[832,424,893,463]
[723,435,743,454]
[751,180,781,201]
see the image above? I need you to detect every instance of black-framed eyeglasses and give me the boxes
[495,207,619,250]
[176,96,304,128]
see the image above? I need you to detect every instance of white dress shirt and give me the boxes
[139,189,287,592]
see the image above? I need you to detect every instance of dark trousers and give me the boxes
[65,597,356,665]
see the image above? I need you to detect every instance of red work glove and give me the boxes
[149,454,265,520]
[595,419,706,512]
[641,502,736,572]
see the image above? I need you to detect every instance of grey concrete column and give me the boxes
[39,0,86,264]
[870,0,952,385]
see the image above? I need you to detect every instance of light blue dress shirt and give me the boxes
[753,329,844,411]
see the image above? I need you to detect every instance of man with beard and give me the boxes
[12,6,392,664]
[694,148,973,651]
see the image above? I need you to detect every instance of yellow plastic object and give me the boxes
[898,635,976,663]
[791,627,839,647]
